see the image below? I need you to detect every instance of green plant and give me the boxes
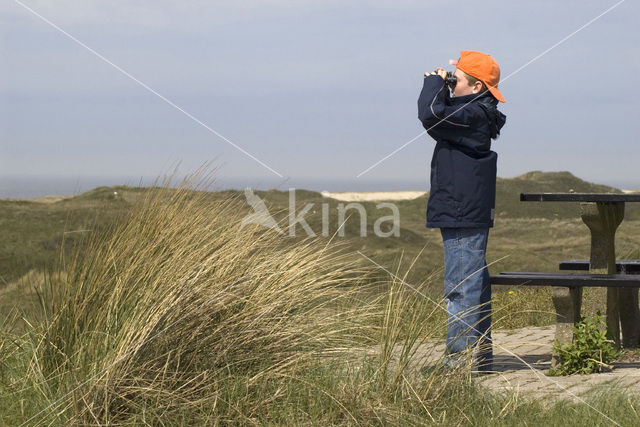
[549,312,620,375]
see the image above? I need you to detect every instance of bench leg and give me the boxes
[619,287,640,348]
[551,286,582,367]
[580,201,624,347]
[606,288,621,346]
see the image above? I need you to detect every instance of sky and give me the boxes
[1,0,639,196]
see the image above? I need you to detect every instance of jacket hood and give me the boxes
[479,96,506,139]
[452,92,506,139]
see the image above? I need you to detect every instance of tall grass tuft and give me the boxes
[10,178,378,424]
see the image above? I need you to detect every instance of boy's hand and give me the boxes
[425,67,447,80]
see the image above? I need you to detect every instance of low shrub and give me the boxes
[549,313,620,376]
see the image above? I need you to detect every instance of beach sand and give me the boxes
[321,190,426,202]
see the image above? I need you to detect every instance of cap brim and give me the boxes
[487,85,506,103]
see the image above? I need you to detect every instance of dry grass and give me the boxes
[0,176,506,425]
[2,177,385,424]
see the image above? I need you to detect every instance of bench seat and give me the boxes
[490,272,640,288]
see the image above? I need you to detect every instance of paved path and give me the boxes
[383,325,640,404]
[472,326,640,402]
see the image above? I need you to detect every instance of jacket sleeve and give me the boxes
[417,75,475,131]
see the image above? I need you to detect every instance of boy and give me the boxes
[417,50,506,372]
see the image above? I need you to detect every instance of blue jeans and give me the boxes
[441,227,493,371]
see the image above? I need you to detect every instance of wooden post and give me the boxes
[580,202,624,347]
[619,286,640,347]
[551,286,582,367]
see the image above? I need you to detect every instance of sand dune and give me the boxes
[321,190,426,202]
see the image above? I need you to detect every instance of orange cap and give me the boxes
[455,50,505,103]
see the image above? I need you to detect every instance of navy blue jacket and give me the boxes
[418,75,506,228]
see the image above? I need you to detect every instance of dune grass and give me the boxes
[1,177,467,424]
[0,178,380,424]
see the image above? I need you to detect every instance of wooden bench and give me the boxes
[489,272,640,366]
[491,272,640,287]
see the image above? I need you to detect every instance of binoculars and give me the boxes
[444,71,457,87]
